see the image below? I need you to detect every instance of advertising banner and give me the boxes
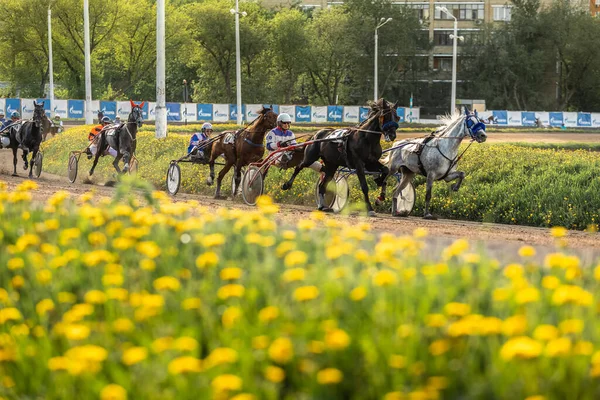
[0,99,4,115]
[396,107,405,123]
[213,104,229,122]
[563,112,577,128]
[359,107,370,122]
[21,99,35,119]
[521,112,536,126]
[182,103,197,122]
[405,107,420,123]
[327,105,343,123]
[295,106,311,123]
[67,100,84,119]
[166,103,181,121]
[53,100,68,119]
[536,112,549,127]
[507,111,522,126]
[262,104,279,114]
[592,113,600,128]
[229,104,246,122]
[100,101,117,120]
[492,110,508,125]
[117,102,132,120]
[245,104,263,121]
[577,112,591,127]
[343,106,359,123]
[312,106,327,123]
[91,100,100,116]
[197,104,213,121]
[279,105,296,122]
[36,98,51,116]
[549,112,563,127]
[478,110,492,123]
[140,102,149,120]
[147,102,156,121]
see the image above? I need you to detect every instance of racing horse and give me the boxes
[89,100,144,176]
[41,115,61,141]
[207,106,278,199]
[381,108,487,219]
[8,101,45,177]
[282,98,400,216]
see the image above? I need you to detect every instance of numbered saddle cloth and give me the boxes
[223,132,236,145]
[105,124,122,137]
[325,129,350,144]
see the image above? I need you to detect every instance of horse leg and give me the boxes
[206,150,217,186]
[12,147,18,176]
[28,148,38,178]
[215,161,233,199]
[113,153,123,174]
[282,144,320,190]
[368,161,389,206]
[22,149,29,170]
[423,173,437,220]
[316,164,337,212]
[354,161,376,217]
[392,168,415,217]
[232,163,242,198]
[121,149,131,173]
[444,170,465,192]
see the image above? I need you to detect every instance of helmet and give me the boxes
[115,116,121,120]
[101,116,111,124]
[54,115,60,119]
[201,122,213,131]
[277,113,292,124]
[11,111,20,118]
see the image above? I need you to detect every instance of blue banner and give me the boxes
[36,98,51,116]
[141,102,149,120]
[396,107,405,123]
[197,104,213,121]
[166,103,181,121]
[359,107,370,122]
[577,112,591,127]
[492,110,508,125]
[100,101,117,119]
[549,112,563,127]
[67,100,84,119]
[327,105,343,123]
[230,104,246,121]
[521,112,536,126]
[295,106,311,123]
[263,104,279,114]
[5,98,20,117]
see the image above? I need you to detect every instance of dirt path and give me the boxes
[1,132,600,264]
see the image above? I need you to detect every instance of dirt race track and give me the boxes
[1,131,599,264]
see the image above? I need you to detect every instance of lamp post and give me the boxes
[230,1,247,126]
[183,79,188,126]
[83,0,93,124]
[436,6,463,115]
[48,3,54,116]
[374,17,392,101]
[156,0,166,138]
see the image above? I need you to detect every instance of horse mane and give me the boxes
[437,111,465,135]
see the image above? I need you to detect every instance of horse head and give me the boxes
[257,106,278,131]
[372,99,399,142]
[463,107,487,143]
[129,100,145,128]
[32,101,45,128]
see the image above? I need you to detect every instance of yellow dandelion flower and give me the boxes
[136,241,161,259]
[220,267,243,280]
[151,337,173,353]
[122,347,148,366]
[325,329,351,350]
[100,384,127,400]
[222,306,242,328]
[316,368,343,384]
[153,276,181,291]
[196,252,219,269]
[545,337,572,357]
[518,246,536,257]
[264,366,285,383]
[174,337,198,352]
[293,286,319,302]
[181,297,202,310]
[36,299,55,316]
[499,336,542,361]
[550,226,567,238]
[139,259,156,271]
[112,318,134,333]
[502,315,528,336]
[429,339,451,356]
[202,233,226,247]
[515,287,540,305]
[388,354,406,369]
[7,258,24,270]
[541,276,560,289]
[252,335,270,350]
[84,290,107,304]
[559,319,584,334]
[284,250,308,268]
[204,347,238,368]
[282,268,305,283]
[425,314,447,328]
[211,374,243,392]
[268,337,294,364]
[373,269,397,287]
[444,302,471,317]
[532,325,559,341]
[258,306,280,323]
[217,284,245,300]
[349,286,367,301]
[168,356,202,374]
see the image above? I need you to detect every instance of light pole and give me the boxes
[156,0,166,138]
[48,3,54,116]
[374,17,392,101]
[83,0,93,124]
[436,6,463,115]
[183,79,188,126]
[230,2,247,126]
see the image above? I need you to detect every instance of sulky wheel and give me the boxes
[392,179,416,216]
[314,172,349,213]
[67,153,78,183]
[166,163,181,196]
[33,151,43,178]
[241,166,264,206]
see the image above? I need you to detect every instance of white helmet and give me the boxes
[202,122,213,131]
[277,113,292,124]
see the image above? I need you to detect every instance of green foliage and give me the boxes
[41,128,600,230]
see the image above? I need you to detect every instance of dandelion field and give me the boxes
[42,128,600,230]
[1,178,600,400]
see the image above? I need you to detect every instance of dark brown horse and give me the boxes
[41,115,61,141]
[8,101,45,177]
[207,106,278,199]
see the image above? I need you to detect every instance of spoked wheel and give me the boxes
[231,166,245,197]
[166,163,181,196]
[68,153,78,183]
[314,172,350,213]
[33,152,43,178]
[393,180,416,216]
[128,157,139,175]
[241,166,264,206]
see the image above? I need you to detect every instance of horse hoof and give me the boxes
[367,210,377,217]
[214,194,227,200]
[282,182,291,191]
[393,211,409,218]
[11,173,17,177]
[375,197,384,206]
[451,184,460,192]
[206,178,213,186]
[317,207,334,213]
[423,214,437,220]
[23,165,28,170]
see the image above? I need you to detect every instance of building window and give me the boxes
[434,3,484,21]
[433,57,453,72]
[434,30,480,46]
[492,5,512,21]
[405,4,430,21]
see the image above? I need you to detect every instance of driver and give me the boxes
[266,113,321,172]
[86,116,117,159]
[188,122,213,159]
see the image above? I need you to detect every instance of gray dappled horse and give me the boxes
[8,101,45,177]
[89,101,143,176]
[382,108,487,219]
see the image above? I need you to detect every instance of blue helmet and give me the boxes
[11,111,20,118]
